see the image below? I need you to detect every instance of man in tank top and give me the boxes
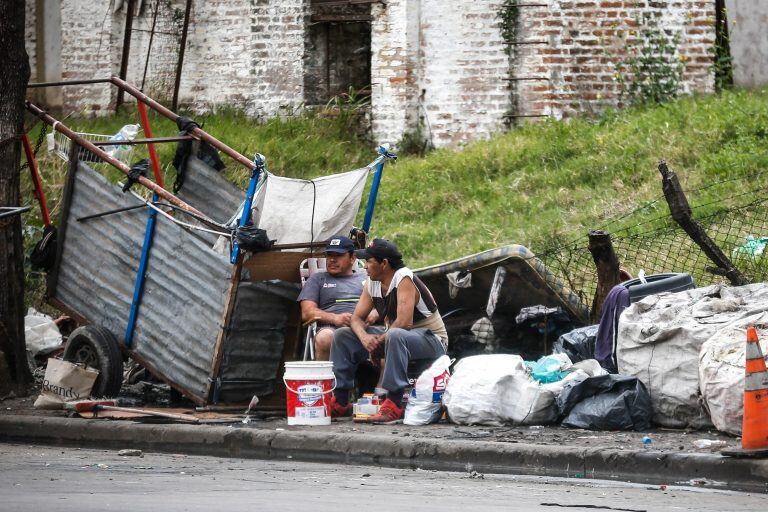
[329,238,448,423]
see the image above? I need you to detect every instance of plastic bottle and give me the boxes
[106,124,140,156]
[642,435,653,450]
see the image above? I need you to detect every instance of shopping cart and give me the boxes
[47,124,140,165]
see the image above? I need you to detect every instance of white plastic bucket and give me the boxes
[284,361,336,426]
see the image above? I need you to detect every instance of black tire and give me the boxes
[63,325,123,398]
[621,272,696,303]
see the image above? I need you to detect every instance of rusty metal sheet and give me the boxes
[216,281,299,402]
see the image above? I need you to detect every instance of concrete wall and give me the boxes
[725,0,768,88]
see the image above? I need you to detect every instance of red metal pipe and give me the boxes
[22,133,51,226]
[109,76,254,170]
[136,101,164,188]
[25,101,208,220]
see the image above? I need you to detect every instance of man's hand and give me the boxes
[333,312,353,327]
[360,332,384,352]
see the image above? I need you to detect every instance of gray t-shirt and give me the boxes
[297,270,368,315]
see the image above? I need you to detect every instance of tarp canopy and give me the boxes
[253,167,369,244]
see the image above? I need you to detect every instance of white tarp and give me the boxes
[443,354,604,426]
[252,167,370,245]
[618,283,768,429]
[699,313,768,435]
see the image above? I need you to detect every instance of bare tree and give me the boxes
[0,0,33,392]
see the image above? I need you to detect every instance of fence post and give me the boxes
[588,230,621,323]
[659,160,748,286]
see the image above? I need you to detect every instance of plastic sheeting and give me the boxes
[443,354,604,426]
[557,374,652,431]
[617,283,768,429]
[699,316,768,435]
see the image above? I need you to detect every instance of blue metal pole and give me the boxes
[362,144,396,233]
[124,193,159,348]
[230,154,266,264]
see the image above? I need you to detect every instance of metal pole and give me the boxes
[362,144,396,233]
[172,0,193,111]
[27,78,113,88]
[136,101,164,187]
[116,0,138,110]
[124,193,159,348]
[141,0,161,91]
[230,155,265,264]
[21,133,51,226]
[26,100,207,219]
[110,76,255,170]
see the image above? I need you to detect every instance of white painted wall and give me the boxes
[726,0,768,88]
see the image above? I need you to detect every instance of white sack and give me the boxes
[699,315,768,435]
[618,283,768,428]
[404,355,451,426]
[254,168,369,245]
[25,308,62,357]
[444,354,588,426]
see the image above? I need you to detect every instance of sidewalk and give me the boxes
[1,395,767,493]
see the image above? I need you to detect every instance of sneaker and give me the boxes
[330,396,352,418]
[354,398,403,424]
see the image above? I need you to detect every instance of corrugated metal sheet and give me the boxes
[178,155,242,224]
[217,280,299,402]
[54,163,146,338]
[129,212,232,400]
[54,162,303,404]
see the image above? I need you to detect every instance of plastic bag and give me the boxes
[553,325,598,363]
[404,355,451,425]
[34,358,99,410]
[556,374,652,431]
[24,308,62,357]
[525,353,572,383]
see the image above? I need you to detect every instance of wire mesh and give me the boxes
[535,177,768,311]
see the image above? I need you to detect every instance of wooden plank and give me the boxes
[240,251,308,283]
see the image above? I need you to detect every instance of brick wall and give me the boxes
[514,0,715,120]
[25,0,716,145]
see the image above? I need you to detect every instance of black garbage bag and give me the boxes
[552,325,598,363]
[234,224,274,252]
[556,374,652,431]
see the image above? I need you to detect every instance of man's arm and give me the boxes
[299,300,351,327]
[389,277,417,330]
[350,288,381,352]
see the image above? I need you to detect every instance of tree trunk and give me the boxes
[0,0,33,392]
[588,230,622,323]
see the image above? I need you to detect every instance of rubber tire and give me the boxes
[621,272,696,303]
[63,325,123,398]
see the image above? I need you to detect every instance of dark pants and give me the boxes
[330,326,446,393]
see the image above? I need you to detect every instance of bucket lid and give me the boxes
[285,361,334,370]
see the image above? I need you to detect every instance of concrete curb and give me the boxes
[1,415,767,493]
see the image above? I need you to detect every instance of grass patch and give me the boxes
[21,88,768,288]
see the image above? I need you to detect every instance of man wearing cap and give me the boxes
[297,236,368,360]
[330,238,448,423]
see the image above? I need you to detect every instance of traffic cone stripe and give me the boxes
[746,358,768,374]
[745,373,768,392]
[746,341,764,360]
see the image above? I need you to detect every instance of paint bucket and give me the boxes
[284,361,336,426]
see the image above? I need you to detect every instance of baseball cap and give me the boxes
[355,238,402,261]
[325,235,355,254]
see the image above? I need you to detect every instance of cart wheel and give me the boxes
[63,325,123,398]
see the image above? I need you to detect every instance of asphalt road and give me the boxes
[0,443,763,512]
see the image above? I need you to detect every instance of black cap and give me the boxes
[355,238,402,261]
[325,235,355,254]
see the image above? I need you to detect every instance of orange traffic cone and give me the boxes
[740,326,768,452]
